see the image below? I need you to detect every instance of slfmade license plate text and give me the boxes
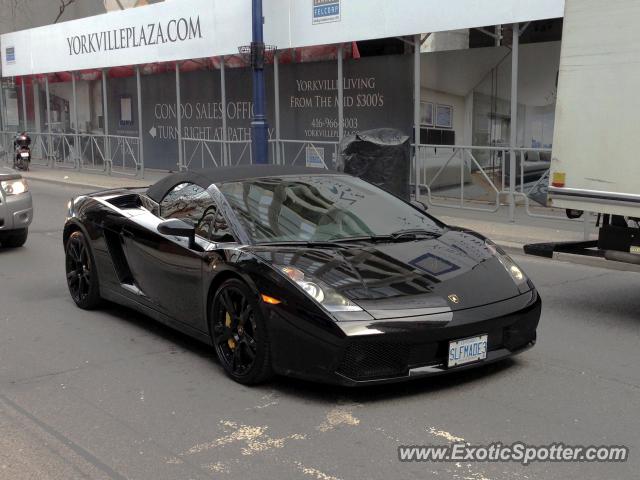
[448,334,488,367]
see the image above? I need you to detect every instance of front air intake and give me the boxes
[337,342,409,380]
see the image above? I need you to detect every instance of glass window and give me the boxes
[435,104,453,129]
[218,175,443,243]
[159,183,236,242]
[420,101,433,126]
[210,210,235,243]
[194,205,217,239]
[160,182,217,232]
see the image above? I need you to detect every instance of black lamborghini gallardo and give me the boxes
[63,165,540,385]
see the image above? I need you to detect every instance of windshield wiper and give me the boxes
[331,229,442,244]
[389,229,442,241]
[256,240,349,249]
[257,230,443,248]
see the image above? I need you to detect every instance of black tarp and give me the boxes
[338,128,410,200]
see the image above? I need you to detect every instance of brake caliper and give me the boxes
[225,312,236,349]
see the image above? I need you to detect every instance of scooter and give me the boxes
[13,132,31,171]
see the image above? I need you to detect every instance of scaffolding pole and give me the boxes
[0,64,5,132]
[337,44,344,145]
[72,72,79,168]
[176,62,184,171]
[414,34,421,200]
[509,23,519,222]
[21,78,27,132]
[220,57,228,166]
[136,66,144,178]
[274,51,281,165]
[102,69,111,174]
[45,76,52,167]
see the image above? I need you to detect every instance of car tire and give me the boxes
[65,230,101,310]
[210,278,273,385]
[1,228,28,248]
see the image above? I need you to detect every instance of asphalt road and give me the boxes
[1,181,639,480]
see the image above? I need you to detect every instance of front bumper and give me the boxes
[268,289,541,386]
[0,191,33,232]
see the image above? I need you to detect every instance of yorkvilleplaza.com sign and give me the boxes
[0,0,249,75]
[66,16,203,55]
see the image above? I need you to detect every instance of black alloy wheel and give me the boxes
[211,279,272,384]
[65,231,101,309]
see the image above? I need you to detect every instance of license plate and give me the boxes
[448,334,488,367]
[20,152,29,157]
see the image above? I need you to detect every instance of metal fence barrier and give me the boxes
[0,130,141,177]
[106,135,142,176]
[181,138,253,170]
[270,139,338,169]
[30,133,56,167]
[41,133,77,169]
[511,149,561,220]
[0,132,56,167]
[78,134,107,172]
[180,138,338,170]
[0,128,571,225]
[413,144,565,221]
[415,145,504,213]
[0,131,15,165]
[182,138,223,169]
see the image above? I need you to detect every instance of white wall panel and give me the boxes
[2,0,564,76]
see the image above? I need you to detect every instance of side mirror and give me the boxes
[410,200,429,212]
[158,219,196,248]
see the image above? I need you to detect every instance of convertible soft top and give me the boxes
[146,165,339,203]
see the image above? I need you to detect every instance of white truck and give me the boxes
[525,0,640,265]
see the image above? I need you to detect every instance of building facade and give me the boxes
[0,0,564,194]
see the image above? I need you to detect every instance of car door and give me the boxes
[121,183,215,333]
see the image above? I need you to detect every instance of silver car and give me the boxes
[0,166,33,247]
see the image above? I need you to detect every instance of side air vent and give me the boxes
[103,230,135,284]
[107,194,143,210]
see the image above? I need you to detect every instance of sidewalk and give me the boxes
[22,165,170,190]
[22,165,604,262]
[429,205,594,249]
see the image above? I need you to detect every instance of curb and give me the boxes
[25,175,150,191]
[544,251,640,272]
[501,239,640,273]
[494,240,525,257]
[25,176,109,190]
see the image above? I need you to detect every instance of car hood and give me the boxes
[251,229,529,318]
[0,166,18,178]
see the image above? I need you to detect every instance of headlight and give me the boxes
[485,240,528,288]
[279,266,362,312]
[1,178,28,195]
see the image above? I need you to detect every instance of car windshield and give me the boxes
[216,175,443,244]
